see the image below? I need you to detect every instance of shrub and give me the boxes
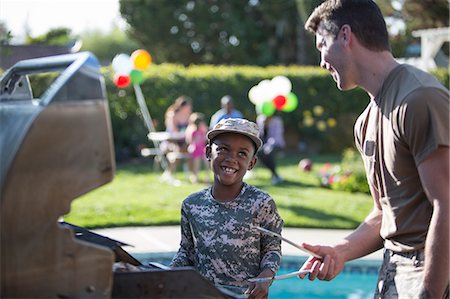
[104,64,369,159]
[317,148,370,194]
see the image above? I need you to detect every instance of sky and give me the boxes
[1,0,125,42]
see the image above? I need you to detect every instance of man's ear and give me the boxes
[205,144,212,160]
[247,156,257,170]
[340,24,352,46]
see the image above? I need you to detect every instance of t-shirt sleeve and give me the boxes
[401,87,450,165]
[258,196,284,273]
[170,203,195,267]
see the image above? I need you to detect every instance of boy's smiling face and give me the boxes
[206,132,257,191]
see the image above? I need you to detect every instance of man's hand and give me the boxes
[297,243,345,281]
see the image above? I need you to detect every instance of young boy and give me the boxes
[170,118,284,298]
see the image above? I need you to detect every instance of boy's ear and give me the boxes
[205,144,212,160]
[247,156,257,170]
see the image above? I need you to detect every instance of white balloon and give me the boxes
[248,85,260,104]
[271,75,292,96]
[112,53,133,75]
[257,79,274,103]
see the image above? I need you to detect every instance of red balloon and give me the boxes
[273,95,287,110]
[114,73,131,88]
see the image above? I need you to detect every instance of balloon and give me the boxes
[259,100,276,116]
[257,79,272,99]
[113,73,131,88]
[271,75,292,96]
[130,69,144,84]
[112,54,133,74]
[248,85,261,105]
[273,95,287,110]
[131,49,152,70]
[298,159,313,172]
[281,92,298,112]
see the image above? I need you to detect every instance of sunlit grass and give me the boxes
[64,154,372,229]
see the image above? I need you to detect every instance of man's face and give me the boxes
[316,22,356,91]
[207,133,256,188]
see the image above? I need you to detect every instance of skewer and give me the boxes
[256,226,322,259]
[248,269,311,283]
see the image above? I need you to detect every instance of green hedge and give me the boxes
[104,64,371,159]
[3,64,447,160]
[105,65,448,159]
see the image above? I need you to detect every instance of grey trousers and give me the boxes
[375,249,449,299]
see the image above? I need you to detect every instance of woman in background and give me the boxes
[256,112,285,185]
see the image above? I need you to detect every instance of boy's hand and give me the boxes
[245,269,273,299]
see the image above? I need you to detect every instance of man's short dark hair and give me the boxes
[305,0,390,52]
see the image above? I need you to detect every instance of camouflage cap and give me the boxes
[207,118,262,151]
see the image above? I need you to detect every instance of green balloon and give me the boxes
[282,92,298,112]
[260,100,276,116]
[130,69,144,84]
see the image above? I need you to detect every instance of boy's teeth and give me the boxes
[222,167,235,173]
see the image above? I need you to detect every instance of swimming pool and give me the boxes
[134,252,381,299]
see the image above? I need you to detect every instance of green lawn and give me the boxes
[64,154,373,229]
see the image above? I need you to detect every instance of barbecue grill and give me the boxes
[0,52,240,299]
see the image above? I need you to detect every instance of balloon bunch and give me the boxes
[248,76,298,116]
[111,49,152,88]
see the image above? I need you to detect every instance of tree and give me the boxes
[80,28,140,65]
[0,21,13,45]
[295,0,323,65]
[377,0,449,57]
[26,28,74,46]
[119,0,304,65]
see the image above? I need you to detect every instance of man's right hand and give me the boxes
[297,243,345,281]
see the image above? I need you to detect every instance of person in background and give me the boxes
[185,112,210,184]
[171,118,284,299]
[209,95,243,128]
[161,96,193,185]
[165,95,192,133]
[256,112,285,185]
[298,1,449,298]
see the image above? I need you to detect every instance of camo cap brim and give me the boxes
[207,118,262,151]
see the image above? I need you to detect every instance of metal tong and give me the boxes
[247,226,323,283]
[255,226,322,259]
[248,269,311,283]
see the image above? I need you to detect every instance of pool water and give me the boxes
[134,253,381,299]
[270,262,379,299]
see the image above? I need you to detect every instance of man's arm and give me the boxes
[417,146,449,299]
[299,186,384,281]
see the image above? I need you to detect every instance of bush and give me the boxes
[317,148,370,194]
[104,64,369,159]
[5,62,447,161]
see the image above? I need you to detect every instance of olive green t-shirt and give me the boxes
[354,64,449,252]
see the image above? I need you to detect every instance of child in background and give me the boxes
[185,113,209,183]
[171,118,284,299]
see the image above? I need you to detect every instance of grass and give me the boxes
[64,154,373,229]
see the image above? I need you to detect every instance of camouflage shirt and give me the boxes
[170,183,283,289]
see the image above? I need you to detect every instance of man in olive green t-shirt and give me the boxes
[298,1,449,298]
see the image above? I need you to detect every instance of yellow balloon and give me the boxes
[131,49,152,70]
